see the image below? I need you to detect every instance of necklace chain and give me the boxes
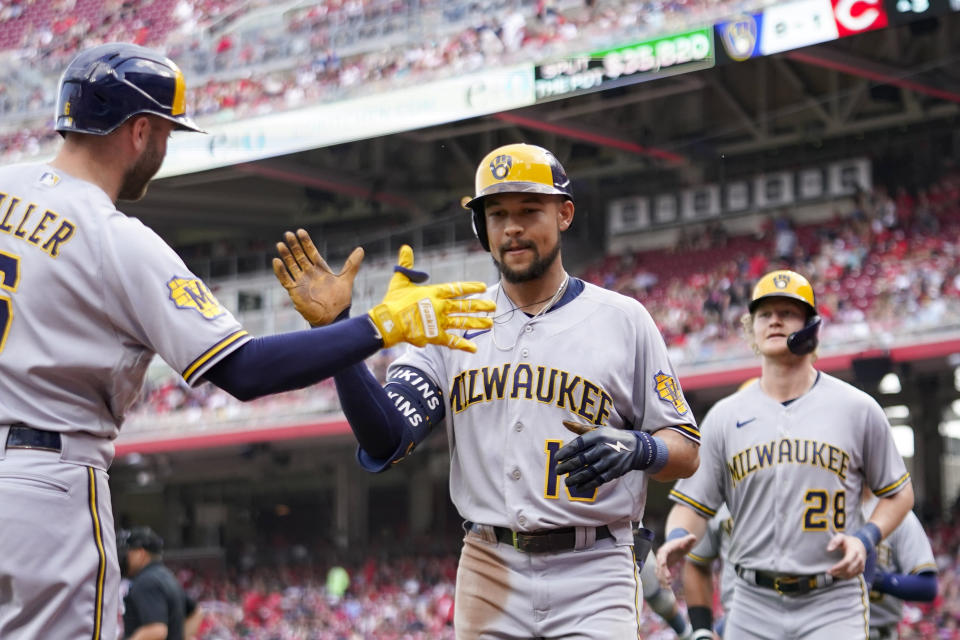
[491,273,570,352]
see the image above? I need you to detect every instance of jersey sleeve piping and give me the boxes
[183,330,250,384]
[665,423,700,443]
[909,563,938,574]
[873,472,911,497]
[686,550,716,565]
[669,488,717,518]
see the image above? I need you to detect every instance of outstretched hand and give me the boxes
[655,533,698,588]
[368,244,495,353]
[273,229,365,327]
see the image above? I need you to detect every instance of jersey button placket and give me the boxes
[774,407,790,574]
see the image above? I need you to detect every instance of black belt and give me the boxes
[5,424,62,453]
[736,565,833,595]
[869,626,898,640]
[467,521,612,553]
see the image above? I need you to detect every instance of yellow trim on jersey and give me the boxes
[686,551,715,564]
[182,330,249,384]
[667,423,700,441]
[0,250,20,291]
[910,563,938,574]
[632,546,642,639]
[669,489,718,518]
[857,575,869,639]
[873,473,911,497]
[87,467,106,640]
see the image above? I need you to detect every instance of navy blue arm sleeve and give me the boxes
[205,316,382,401]
[873,571,938,602]
[335,363,445,471]
[334,363,406,460]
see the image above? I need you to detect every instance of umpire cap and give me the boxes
[55,43,205,136]
[461,143,573,251]
[117,526,164,555]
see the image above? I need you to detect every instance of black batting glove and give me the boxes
[555,424,658,492]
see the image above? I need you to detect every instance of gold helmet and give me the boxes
[462,143,573,251]
[748,270,816,316]
[748,270,820,355]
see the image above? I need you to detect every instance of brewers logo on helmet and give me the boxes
[462,143,573,251]
[748,270,816,316]
[748,269,821,355]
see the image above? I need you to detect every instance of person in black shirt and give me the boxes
[118,527,199,640]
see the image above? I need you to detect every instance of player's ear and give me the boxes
[558,198,574,231]
[126,115,152,152]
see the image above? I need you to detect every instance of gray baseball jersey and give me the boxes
[861,500,937,630]
[670,373,909,576]
[390,279,699,538]
[0,164,250,442]
[687,503,735,609]
[0,163,249,640]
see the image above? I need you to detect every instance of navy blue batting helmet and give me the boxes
[55,43,204,136]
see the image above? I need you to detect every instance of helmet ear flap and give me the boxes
[787,315,821,355]
[471,208,490,252]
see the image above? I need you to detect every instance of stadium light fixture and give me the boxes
[940,420,960,441]
[883,405,910,420]
[878,372,902,394]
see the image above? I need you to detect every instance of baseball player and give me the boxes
[862,491,938,640]
[657,269,914,640]
[278,143,701,638]
[0,43,492,640]
[683,503,734,639]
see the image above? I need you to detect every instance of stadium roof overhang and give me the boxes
[122,12,960,256]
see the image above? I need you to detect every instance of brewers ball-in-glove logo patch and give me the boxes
[719,15,758,62]
[167,277,225,319]
[773,273,791,289]
[490,154,513,180]
[654,370,688,416]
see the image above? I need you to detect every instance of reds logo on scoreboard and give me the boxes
[831,0,889,36]
[167,277,226,319]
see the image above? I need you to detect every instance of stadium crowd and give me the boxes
[0,0,775,163]
[583,171,960,365]
[121,172,960,433]
[175,551,691,639]
[171,507,960,639]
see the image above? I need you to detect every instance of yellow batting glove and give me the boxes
[368,245,495,353]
